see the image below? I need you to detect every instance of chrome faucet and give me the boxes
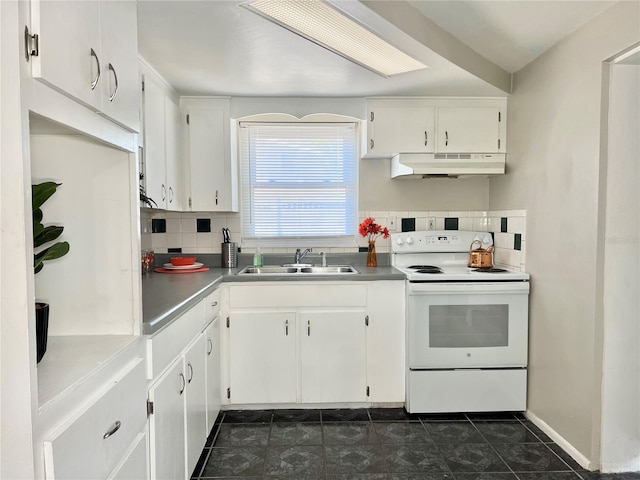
[294,248,312,264]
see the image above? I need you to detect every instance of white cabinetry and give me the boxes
[29,0,139,131]
[184,334,207,477]
[43,358,147,480]
[147,290,221,479]
[148,358,186,480]
[141,68,183,210]
[368,105,435,154]
[299,311,366,403]
[366,98,506,157]
[229,312,297,404]
[437,106,503,153]
[182,97,238,212]
[224,283,368,405]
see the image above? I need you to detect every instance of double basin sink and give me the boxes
[237,265,358,275]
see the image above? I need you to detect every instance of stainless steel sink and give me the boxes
[237,265,358,275]
[299,266,357,274]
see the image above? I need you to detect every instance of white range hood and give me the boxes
[391,153,506,178]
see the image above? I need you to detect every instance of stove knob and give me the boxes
[396,237,404,245]
[406,236,414,245]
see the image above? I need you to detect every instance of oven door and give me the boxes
[407,282,529,369]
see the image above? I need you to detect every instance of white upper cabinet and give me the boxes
[182,98,238,212]
[437,106,503,153]
[141,69,183,210]
[29,0,140,132]
[368,105,435,154]
[365,98,506,157]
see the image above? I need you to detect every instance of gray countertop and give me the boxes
[142,262,405,335]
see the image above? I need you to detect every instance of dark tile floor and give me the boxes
[191,408,640,480]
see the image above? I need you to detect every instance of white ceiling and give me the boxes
[137,0,617,97]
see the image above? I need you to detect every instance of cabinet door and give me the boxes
[205,318,221,433]
[437,107,502,153]
[148,358,186,480]
[142,76,167,209]
[185,101,237,212]
[98,0,140,131]
[31,0,102,109]
[369,106,435,154]
[184,334,207,478]
[228,312,296,404]
[300,311,367,403]
[165,96,184,210]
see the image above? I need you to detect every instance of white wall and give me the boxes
[600,61,640,472]
[489,1,640,469]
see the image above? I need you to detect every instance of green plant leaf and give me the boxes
[32,182,61,211]
[34,226,64,248]
[35,241,70,265]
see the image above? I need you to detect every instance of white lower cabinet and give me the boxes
[43,358,147,480]
[204,318,222,432]
[228,312,297,404]
[147,294,222,480]
[148,358,186,480]
[184,334,207,477]
[299,311,367,403]
[223,281,405,407]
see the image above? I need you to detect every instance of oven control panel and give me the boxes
[390,230,493,253]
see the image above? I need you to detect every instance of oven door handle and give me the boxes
[409,282,529,294]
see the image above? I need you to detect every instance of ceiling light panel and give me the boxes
[245,0,428,77]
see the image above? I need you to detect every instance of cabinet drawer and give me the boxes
[147,300,204,378]
[204,289,221,326]
[229,284,367,308]
[43,358,146,480]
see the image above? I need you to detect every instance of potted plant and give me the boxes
[33,181,70,363]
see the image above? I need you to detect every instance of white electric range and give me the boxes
[390,230,530,413]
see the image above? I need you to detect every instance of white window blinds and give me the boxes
[240,122,358,240]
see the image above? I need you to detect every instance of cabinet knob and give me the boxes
[207,338,213,355]
[187,362,194,383]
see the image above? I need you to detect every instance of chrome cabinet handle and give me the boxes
[108,63,118,101]
[179,372,185,394]
[161,184,166,201]
[424,131,428,146]
[169,186,174,203]
[90,48,101,90]
[103,420,121,439]
[445,131,449,146]
[215,190,219,206]
[187,362,193,383]
[370,139,374,150]
[285,319,289,336]
[307,320,310,336]
[207,338,213,356]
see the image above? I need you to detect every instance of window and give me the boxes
[239,120,358,244]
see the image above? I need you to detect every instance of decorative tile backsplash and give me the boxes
[141,209,527,271]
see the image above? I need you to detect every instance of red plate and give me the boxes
[154,267,210,274]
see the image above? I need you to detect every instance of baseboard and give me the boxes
[525,410,595,470]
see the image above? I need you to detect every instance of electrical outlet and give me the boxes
[428,217,436,230]
[388,216,397,231]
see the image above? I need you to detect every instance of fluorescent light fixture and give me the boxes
[243,0,428,77]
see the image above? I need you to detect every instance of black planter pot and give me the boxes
[35,302,49,363]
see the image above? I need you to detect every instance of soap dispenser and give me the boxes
[253,246,263,267]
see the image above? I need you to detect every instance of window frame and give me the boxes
[238,113,361,248]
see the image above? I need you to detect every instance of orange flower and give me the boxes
[359,217,390,241]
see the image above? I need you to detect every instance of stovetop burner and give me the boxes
[472,267,508,273]
[408,265,444,274]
